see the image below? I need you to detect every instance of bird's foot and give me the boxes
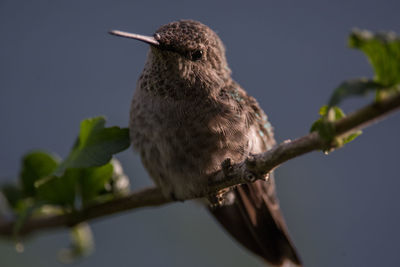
[208,188,233,208]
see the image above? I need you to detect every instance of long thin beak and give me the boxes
[109,30,159,46]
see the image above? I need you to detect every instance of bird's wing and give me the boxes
[209,86,302,266]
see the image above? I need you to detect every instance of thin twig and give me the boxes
[1,93,400,237]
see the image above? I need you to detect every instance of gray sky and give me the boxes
[1,1,400,266]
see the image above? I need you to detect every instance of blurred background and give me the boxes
[1,1,400,266]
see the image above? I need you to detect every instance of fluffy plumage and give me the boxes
[128,20,301,266]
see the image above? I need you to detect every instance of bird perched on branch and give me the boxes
[110,20,301,266]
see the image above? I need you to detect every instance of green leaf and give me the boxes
[311,105,362,150]
[80,163,114,206]
[334,130,363,148]
[20,151,59,197]
[332,106,345,120]
[349,29,400,87]
[310,118,335,142]
[310,106,351,146]
[328,78,380,107]
[1,184,24,209]
[36,163,117,207]
[342,131,363,145]
[318,105,329,116]
[56,117,130,175]
[36,170,78,207]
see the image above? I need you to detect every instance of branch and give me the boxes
[1,93,400,238]
[0,187,171,237]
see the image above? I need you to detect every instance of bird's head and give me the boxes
[110,20,231,92]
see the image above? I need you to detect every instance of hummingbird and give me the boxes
[110,20,302,266]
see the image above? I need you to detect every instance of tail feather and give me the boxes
[209,178,301,266]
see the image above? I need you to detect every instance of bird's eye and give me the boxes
[190,50,203,61]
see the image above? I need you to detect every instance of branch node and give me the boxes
[244,172,257,183]
[245,153,257,169]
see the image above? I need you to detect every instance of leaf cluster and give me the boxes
[1,117,130,261]
[311,29,400,150]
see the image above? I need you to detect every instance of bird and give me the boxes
[110,20,302,266]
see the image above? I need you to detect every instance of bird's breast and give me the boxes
[129,89,249,198]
